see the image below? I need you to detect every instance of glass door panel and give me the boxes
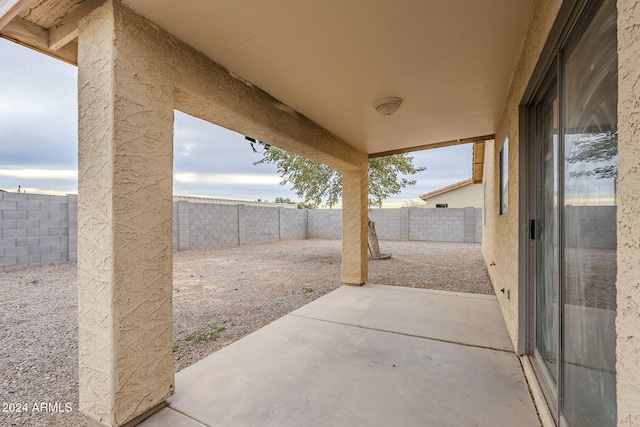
[561,0,617,425]
[535,80,559,392]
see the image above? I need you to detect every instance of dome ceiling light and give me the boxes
[372,97,403,116]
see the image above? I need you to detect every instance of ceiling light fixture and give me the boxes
[372,97,403,116]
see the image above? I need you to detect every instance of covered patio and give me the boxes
[140,285,540,427]
[2,0,639,426]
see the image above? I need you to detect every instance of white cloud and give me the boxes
[174,172,281,186]
[17,188,77,196]
[0,169,77,179]
[0,38,476,204]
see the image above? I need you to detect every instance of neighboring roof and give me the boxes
[419,178,474,200]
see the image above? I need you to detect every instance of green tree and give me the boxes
[254,148,426,208]
[274,197,295,204]
[273,197,315,209]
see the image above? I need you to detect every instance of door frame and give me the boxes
[518,0,589,355]
[518,0,607,423]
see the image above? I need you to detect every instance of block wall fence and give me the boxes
[0,192,506,271]
[0,192,77,272]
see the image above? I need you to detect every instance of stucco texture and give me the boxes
[617,0,640,424]
[484,0,640,424]
[78,2,175,425]
[76,1,369,425]
[341,168,368,285]
[482,0,563,351]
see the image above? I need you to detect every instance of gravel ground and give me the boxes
[0,240,492,427]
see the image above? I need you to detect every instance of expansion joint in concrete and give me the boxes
[286,313,514,354]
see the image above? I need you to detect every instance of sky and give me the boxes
[0,38,473,207]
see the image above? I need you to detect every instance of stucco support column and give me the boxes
[617,1,640,425]
[77,2,174,426]
[341,166,368,285]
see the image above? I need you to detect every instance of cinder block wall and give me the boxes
[0,192,75,271]
[409,208,464,242]
[564,206,617,249]
[239,205,280,244]
[307,209,342,239]
[475,208,482,243]
[369,209,404,240]
[1,194,487,270]
[186,203,239,249]
[280,207,308,240]
[306,207,483,243]
[174,202,308,250]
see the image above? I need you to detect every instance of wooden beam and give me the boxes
[0,0,31,30]
[472,141,485,184]
[49,0,104,50]
[473,141,485,163]
[1,16,77,64]
[368,134,495,158]
[473,163,484,183]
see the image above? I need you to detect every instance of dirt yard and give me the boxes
[0,240,493,427]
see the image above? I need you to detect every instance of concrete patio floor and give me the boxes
[140,284,541,427]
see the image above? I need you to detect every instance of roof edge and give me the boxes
[419,177,474,200]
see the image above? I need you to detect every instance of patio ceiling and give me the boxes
[1,0,535,156]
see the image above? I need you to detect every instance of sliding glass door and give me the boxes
[530,0,617,425]
[534,77,559,403]
[561,1,617,424]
